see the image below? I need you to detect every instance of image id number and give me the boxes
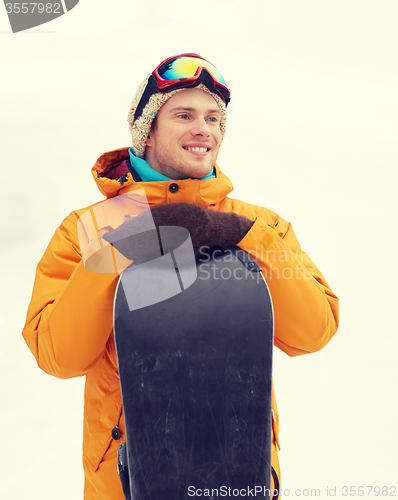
[5,3,62,14]
[342,486,396,496]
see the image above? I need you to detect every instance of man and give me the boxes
[22,54,339,499]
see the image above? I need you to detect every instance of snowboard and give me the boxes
[113,244,274,500]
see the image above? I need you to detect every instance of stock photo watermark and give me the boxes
[187,486,279,497]
[77,190,327,311]
[187,485,397,497]
[4,0,79,32]
[197,246,316,283]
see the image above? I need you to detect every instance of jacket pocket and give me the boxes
[83,345,123,472]
[86,393,123,472]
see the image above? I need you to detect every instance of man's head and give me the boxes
[144,88,223,180]
[127,54,230,178]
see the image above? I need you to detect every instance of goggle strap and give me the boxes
[134,75,160,122]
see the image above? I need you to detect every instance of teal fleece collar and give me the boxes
[128,148,216,181]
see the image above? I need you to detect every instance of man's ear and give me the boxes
[146,115,157,147]
[146,132,153,147]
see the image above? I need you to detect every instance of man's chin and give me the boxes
[183,161,214,179]
[187,168,213,179]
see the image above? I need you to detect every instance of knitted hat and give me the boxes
[128,76,227,158]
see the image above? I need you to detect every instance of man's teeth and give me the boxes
[185,147,208,153]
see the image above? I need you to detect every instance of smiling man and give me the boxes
[145,89,222,179]
[22,54,339,500]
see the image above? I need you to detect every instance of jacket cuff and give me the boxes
[237,217,277,251]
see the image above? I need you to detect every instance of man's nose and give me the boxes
[190,118,211,136]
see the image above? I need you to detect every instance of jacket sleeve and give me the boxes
[22,212,120,379]
[237,214,339,357]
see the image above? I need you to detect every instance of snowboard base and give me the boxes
[114,247,275,500]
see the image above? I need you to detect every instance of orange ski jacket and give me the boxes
[22,147,339,499]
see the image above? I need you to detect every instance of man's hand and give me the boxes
[102,202,254,262]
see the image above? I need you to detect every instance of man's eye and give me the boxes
[178,114,189,119]
[208,117,218,123]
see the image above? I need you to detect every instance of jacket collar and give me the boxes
[91,147,234,208]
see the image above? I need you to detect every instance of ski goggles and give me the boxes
[134,53,231,121]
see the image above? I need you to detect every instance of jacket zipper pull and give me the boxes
[118,174,128,186]
[271,408,281,450]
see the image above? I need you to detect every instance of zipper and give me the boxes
[118,174,129,186]
[271,408,281,450]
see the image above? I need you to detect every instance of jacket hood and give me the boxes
[91,147,234,207]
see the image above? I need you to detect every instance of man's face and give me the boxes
[145,89,223,180]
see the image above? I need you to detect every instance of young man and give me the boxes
[22,54,339,499]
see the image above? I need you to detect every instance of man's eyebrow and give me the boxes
[168,106,221,114]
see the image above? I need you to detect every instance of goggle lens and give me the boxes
[157,56,227,87]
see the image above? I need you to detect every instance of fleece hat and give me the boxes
[128,67,228,158]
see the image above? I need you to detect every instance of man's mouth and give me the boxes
[183,146,210,153]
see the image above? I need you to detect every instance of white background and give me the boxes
[1,1,397,498]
